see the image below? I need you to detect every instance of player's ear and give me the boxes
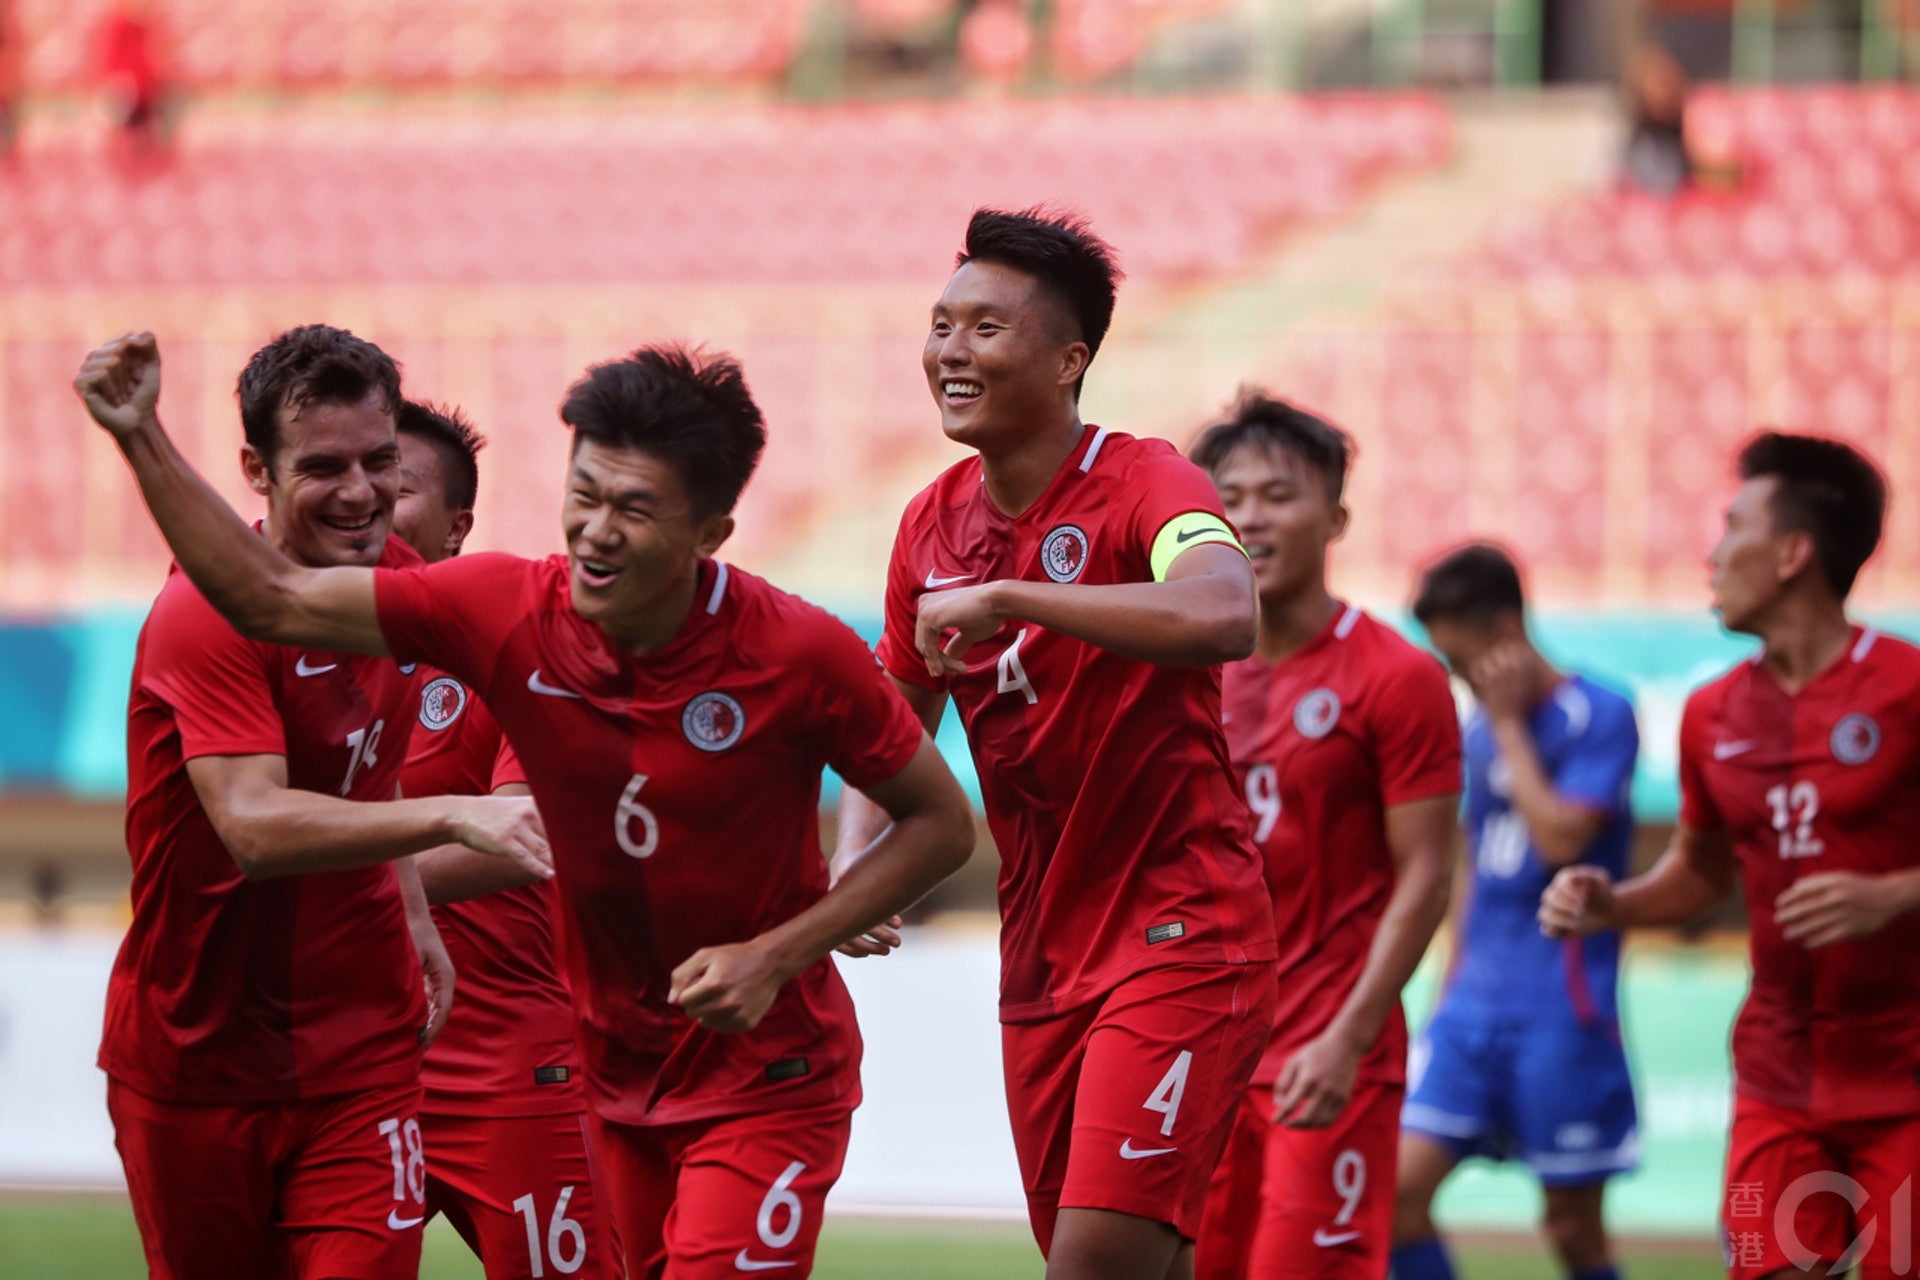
[240,444,273,497]
[445,509,475,559]
[1328,501,1351,543]
[695,512,734,558]
[1777,529,1818,586]
[1056,341,1090,390]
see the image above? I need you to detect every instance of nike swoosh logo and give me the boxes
[925,571,974,588]
[387,1208,426,1230]
[527,669,582,699]
[733,1251,795,1272]
[1313,1228,1361,1247]
[1175,526,1214,543]
[1119,1139,1178,1160]
[295,655,337,677]
[1714,740,1756,760]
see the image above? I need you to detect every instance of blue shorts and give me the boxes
[1401,1001,1638,1186]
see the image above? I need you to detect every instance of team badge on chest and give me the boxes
[1293,688,1342,739]
[1041,524,1090,583]
[682,691,746,752]
[1831,713,1880,765]
[418,676,467,731]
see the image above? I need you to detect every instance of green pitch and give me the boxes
[0,1197,1719,1278]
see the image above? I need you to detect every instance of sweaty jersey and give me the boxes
[403,671,585,1118]
[102,537,426,1105]
[375,555,923,1126]
[1221,604,1460,1086]
[1447,674,1638,1024]
[1679,626,1920,1122]
[876,425,1276,1023]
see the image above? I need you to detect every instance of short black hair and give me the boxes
[1412,542,1527,629]
[236,325,401,470]
[397,399,485,512]
[560,345,766,520]
[958,206,1122,395]
[1189,389,1352,502]
[1737,430,1886,598]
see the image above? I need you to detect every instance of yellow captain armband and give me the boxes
[1148,511,1245,582]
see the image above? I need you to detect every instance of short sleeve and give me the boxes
[874,505,943,691]
[490,731,526,792]
[1121,446,1245,581]
[141,580,286,762]
[1372,652,1464,808]
[375,552,526,692]
[1554,689,1639,818]
[806,609,927,789]
[1676,689,1724,832]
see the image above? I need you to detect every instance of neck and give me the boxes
[1524,646,1563,706]
[1755,593,1854,692]
[977,412,1084,518]
[1255,580,1339,663]
[603,563,703,656]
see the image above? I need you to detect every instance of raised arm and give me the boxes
[186,754,552,881]
[670,733,974,1033]
[74,332,388,654]
[914,541,1256,677]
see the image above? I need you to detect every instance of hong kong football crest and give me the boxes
[1831,713,1880,765]
[1293,688,1342,739]
[418,677,467,732]
[1041,524,1090,584]
[682,691,746,752]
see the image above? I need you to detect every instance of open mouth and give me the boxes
[322,513,379,536]
[1243,542,1275,564]
[575,557,620,590]
[941,379,984,406]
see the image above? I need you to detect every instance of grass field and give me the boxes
[0,1196,1722,1278]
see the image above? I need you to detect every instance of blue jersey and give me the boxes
[1447,674,1637,1023]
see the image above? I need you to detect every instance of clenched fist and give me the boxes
[74,332,163,439]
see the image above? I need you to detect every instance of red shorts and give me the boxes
[1194,1075,1402,1280]
[422,1107,614,1279]
[108,1076,427,1280]
[1001,961,1276,1254]
[587,1101,852,1279]
[1722,1095,1920,1280]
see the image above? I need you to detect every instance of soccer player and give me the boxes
[836,207,1279,1280]
[75,331,975,1280]
[1543,433,1920,1280]
[1391,543,1640,1280]
[85,326,550,1280]
[391,400,612,1279]
[1186,392,1461,1280]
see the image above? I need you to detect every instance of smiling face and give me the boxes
[923,259,1089,453]
[1207,441,1347,608]
[561,437,732,642]
[244,390,399,568]
[392,432,472,566]
[1709,476,1805,635]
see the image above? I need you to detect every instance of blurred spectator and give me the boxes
[0,0,18,161]
[1619,41,1692,196]
[95,0,171,164]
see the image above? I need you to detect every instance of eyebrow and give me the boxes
[570,467,659,507]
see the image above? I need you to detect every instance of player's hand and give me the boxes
[448,795,553,881]
[1273,1030,1361,1128]
[1469,640,1532,723]
[1775,872,1899,948]
[74,332,163,439]
[1539,865,1616,938]
[416,924,456,1049]
[835,916,904,959]
[914,583,1006,678]
[668,939,792,1033]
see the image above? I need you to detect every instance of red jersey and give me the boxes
[1679,626,1920,1122]
[403,671,585,1118]
[876,426,1276,1023]
[374,555,923,1126]
[1221,605,1461,1086]
[101,538,425,1105]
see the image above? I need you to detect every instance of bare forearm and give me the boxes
[416,842,541,905]
[831,789,895,876]
[1488,718,1591,867]
[220,792,466,879]
[989,575,1254,666]
[1326,855,1451,1051]
[395,858,436,945]
[1613,845,1728,930]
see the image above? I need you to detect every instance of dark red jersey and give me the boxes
[876,426,1276,1023]
[404,672,584,1118]
[1679,626,1920,1121]
[102,537,425,1104]
[1221,605,1461,1085]
[375,555,922,1126]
